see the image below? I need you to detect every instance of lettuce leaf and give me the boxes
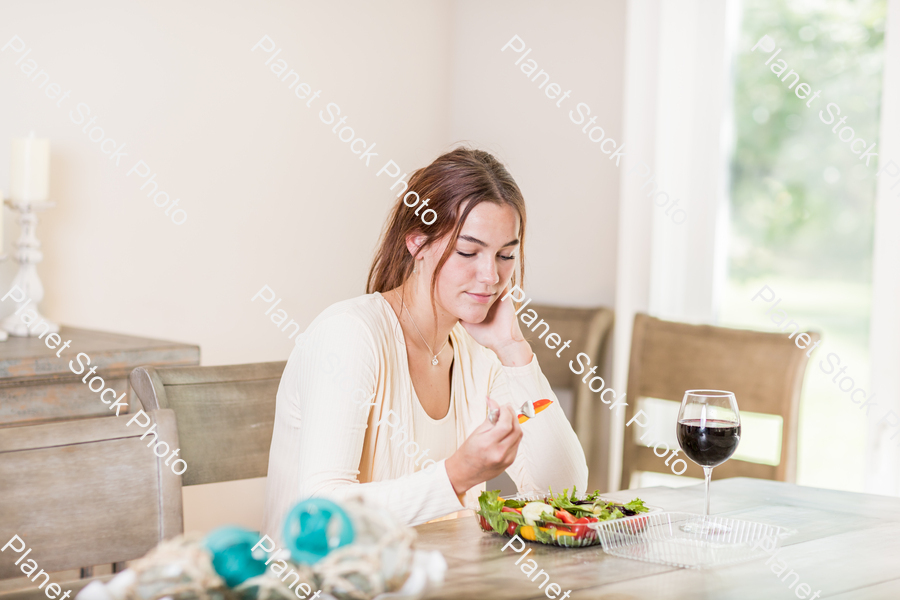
[583,489,603,502]
[479,489,504,512]
[591,505,615,522]
[623,498,650,514]
[539,511,564,524]
[477,490,507,534]
[533,527,556,544]
[500,511,526,524]
[548,488,595,517]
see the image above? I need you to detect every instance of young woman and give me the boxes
[262,147,587,538]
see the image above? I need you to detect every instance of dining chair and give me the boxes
[0,410,182,600]
[521,303,615,492]
[128,361,286,488]
[620,313,819,489]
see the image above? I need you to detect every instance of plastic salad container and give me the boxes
[476,489,661,548]
[589,511,798,569]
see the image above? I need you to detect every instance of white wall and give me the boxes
[450,0,626,307]
[0,0,626,534]
[0,0,454,365]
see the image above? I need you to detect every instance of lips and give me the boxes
[466,292,494,303]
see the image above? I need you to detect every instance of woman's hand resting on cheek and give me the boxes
[445,397,524,496]
[460,285,534,367]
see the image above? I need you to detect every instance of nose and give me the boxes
[477,255,500,285]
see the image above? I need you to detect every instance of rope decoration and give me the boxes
[310,521,416,599]
[76,498,428,600]
[122,535,231,600]
[235,571,305,600]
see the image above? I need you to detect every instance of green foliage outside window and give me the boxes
[730,0,886,281]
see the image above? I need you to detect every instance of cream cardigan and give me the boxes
[261,292,588,541]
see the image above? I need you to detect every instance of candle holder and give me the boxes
[1,199,58,337]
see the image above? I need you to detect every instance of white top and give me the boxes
[411,385,458,471]
[261,292,588,542]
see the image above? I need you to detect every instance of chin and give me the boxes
[456,303,491,324]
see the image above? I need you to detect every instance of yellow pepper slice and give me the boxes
[519,526,536,541]
[520,525,577,543]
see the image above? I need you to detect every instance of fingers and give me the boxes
[485,404,516,438]
[493,405,523,451]
[503,404,523,434]
[467,419,523,479]
[475,398,523,469]
[482,396,510,431]
[495,425,523,471]
[486,436,521,474]
[485,396,501,426]
[478,401,501,434]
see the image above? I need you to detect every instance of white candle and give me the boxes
[11,133,50,205]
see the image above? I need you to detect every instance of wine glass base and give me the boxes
[679,516,733,536]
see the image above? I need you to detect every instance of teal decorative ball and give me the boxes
[203,526,268,588]
[283,498,355,564]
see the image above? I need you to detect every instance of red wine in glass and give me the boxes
[677,419,741,468]
[676,390,741,531]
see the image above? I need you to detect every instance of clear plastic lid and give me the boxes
[590,511,797,569]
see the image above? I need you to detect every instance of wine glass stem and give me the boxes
[703,467,713,517]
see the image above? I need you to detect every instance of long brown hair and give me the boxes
[366,147,526,317]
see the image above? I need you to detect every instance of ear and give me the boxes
[405,232,427,258]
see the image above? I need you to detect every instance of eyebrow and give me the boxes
[458,234,520,248]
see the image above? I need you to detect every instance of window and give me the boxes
[720,0,887,492]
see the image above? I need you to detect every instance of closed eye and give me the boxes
[457,251,516,261]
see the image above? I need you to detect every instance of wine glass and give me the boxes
[676,390,741,532]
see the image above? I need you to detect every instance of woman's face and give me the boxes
[418,201,520,324]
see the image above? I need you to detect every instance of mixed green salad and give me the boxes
[477,487,650,545]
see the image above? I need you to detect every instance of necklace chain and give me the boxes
[393,290,448,366]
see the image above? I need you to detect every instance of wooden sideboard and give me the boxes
[0,327,200,427]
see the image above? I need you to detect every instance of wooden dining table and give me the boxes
[413,477,900,600]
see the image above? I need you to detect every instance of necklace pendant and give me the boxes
[432,356,439,366]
